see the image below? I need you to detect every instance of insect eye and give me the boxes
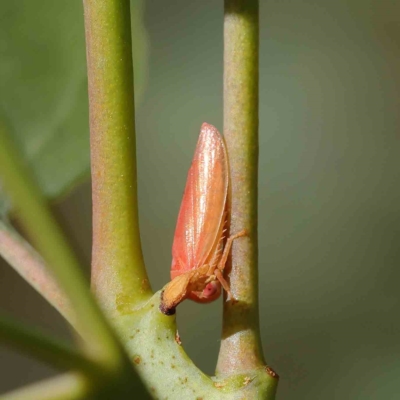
[203,282,218,298]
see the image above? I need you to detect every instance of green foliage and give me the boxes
[0,0,146,199]
[0,186,10,219]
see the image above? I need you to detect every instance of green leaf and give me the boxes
[0,0,147,199]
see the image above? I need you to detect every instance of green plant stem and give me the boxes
[0,373,90,400]
[0,315,100,375]
[217,0,272,380]
[113,290,278,399]
[0,124,125,370]
[0,220,75,328]
[84,0,151,317]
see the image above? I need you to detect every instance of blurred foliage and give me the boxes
[0,185,10,219]
[0,0,147,199]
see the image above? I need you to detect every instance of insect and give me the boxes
[160,123,246,315]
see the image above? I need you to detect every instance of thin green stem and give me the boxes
[0,373,90,400]
[0,124,122,369]
[0,315,100,375]
[84,0,151,317]
[217,0,271,379]
[0,220,76,329]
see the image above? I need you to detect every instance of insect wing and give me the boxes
[171,123,228,278]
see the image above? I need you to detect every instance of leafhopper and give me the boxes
[160,123,246,315]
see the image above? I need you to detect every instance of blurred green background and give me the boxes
[1,1,400,399]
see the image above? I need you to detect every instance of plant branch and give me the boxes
[84,0,151,317]
[0,220,76,329]
[0,116,124,371]
[112,290,277,399]
[0,373,90,400]
[0,315,99,375]
[217,0,274,382]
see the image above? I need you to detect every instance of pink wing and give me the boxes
[171,123,228,279]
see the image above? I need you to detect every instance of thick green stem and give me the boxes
[84,0,151,319]
[0,315,99,375]
[0,220,76,329]
[0,373,90,400]
[0,124,120,367]
[217,0,273,380]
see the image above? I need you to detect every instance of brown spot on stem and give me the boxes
[179,376,188,384]
[133,355,141,365]
[265,366,279,379]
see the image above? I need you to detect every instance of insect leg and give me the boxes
[214,269,232,299]
[212,229,248,300]
[217,229,248,273]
